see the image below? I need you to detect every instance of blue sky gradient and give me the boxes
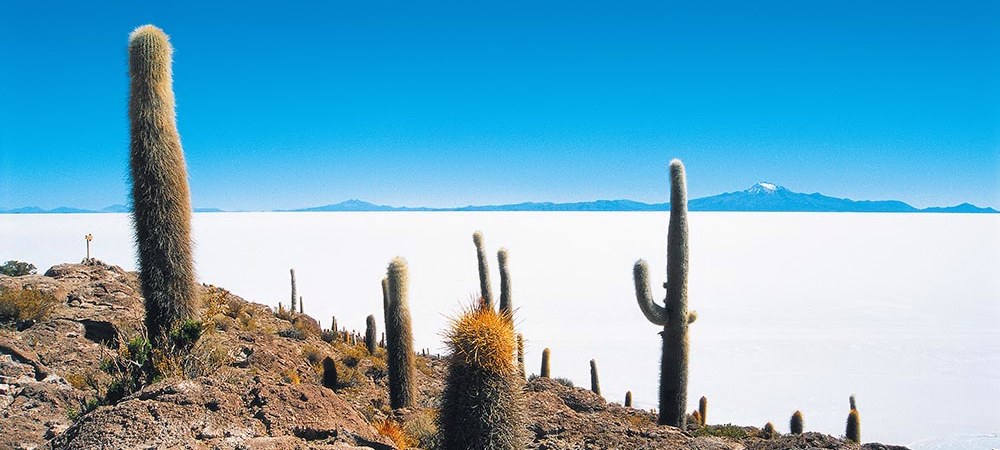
[1,0,998,210]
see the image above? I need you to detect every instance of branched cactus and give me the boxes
[473,231,494,309]
[589,359,601,396]
[128,25,197,350]
[631,159,696,427]
[385,257,416,408]
[625,391,633,407]
[516,333,525,380]
[322,356,337,389]
[699,396,708,426]
[846,409,861,443]
[498,248,512,315]
[365,314,377,355]
[290,269,297,313]
[790,410,804,435]
[439,306,524,450]
[540,348,551,378]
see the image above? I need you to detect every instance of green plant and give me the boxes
[0,287,61,324]
[322,356,337,389]
[589,359,601,396]
[439,305,524,450]
[631,159,696,427]
[846,409,861,443]
[625,391,632,407]
[385,257,416,409]
[790,410,804,435]
[365,314,377,355]
[699,396,708,426]
[498,247,512,315]
[540,348,551,378]
[472,231,494,309]
[102,336,152,404]
[128,25,197,350]
[169,319,202,352]
[0,260,36,276]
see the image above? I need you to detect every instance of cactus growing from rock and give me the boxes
[790,410,804,435]
[290,269,297,313]
[472,231,494,309]
[846,409,861,443]
[762,422,777,439]
[498,248,512,315]
[439,305,524,450]
[385,257,416,408]
[699,396,708,426]
[589,359,601,396]
[625,391,632,407]
[631,159,696,427]
[128,25,197,350]
[322,356,337,389]
[516,333,525,380]
[331,316,338,339]
[365,314,377,355]
[540,348,551,378]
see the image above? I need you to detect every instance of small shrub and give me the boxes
[691,424,752,439]
[0,287,61,323]
[553,377,574,388]
[375,418,416,449]
[302,344,324,366]
[277,327,306,340]
[404,409,439,449]
[321,329,337,343]
[169,319,202,352]
[281,369,300,385]
[275,303,295,321]
[0,260,36,276]
[102,337,152,404]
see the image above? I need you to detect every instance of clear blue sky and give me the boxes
[1,0,997,210]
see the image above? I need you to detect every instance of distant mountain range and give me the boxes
[2,183,996,214]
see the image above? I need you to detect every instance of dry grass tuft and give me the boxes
[0,287,61,323]
[375,418,416,449]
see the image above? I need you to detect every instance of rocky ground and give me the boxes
[1,261,909,450]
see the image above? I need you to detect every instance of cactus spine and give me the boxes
[699,396,707,426]
[540,348,551,378]
[439,306,524,450]
[516,333,525,380]
[290,269,297,313]
[365,314,377,355]
[385,257,416,408]
[498,247,512,315]
[128,25,197,349]
[322,356,337,389]
[473,231,494,309]
[790,410,804,435]
[631,159,695,427]
[846,409,860,443]
[589,359,601,396]
[625,391,632,407]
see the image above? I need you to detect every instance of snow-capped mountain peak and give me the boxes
[747,182,783,194]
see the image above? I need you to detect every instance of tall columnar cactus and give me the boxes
[699,396,708,426]
[365,314,377,355]
[322,356,337,389]
[846,409,861,443]
[385,257,416,408]
[790,410,804,435]
[516,333,525,380]
[498,248,512,315]
[589,359,601,396]
[540,348,551,378]
[439,306,524,450]
[128,25,197,349]
[290,269,297,313]
[625,391,633,407]
[632,159,696,427]
[472,231,494,309]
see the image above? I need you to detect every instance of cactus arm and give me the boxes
[633,260,668,326]
[472,231,493,308]
[687,310,698,324]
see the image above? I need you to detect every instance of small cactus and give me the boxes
[631,159,695,427]
[762,422,778,439]
[589,359,601,396]
[624,391,632,407]
[540,348,551,378]
[699,396,708,426]
[691,410,701,428]
[290,269,297,313]
[385,257,416,409]
[322,356,337,389]
[790,410,804,435]
[331,316,338,339]
[846,409,861,443]
[299,296,304,314]
[439,305,524,450]
[516,333,525,380]
[128,24,197,350]
[472,231,494,309]
[498,247,512,315]
[365,314,377,354]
